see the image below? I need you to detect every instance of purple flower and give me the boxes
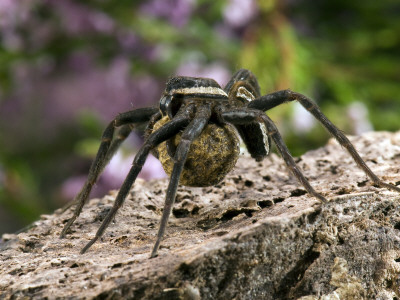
[140,0,195,28]
[223,0,258,28]
[0,0,35,50]
[49,0,115,35]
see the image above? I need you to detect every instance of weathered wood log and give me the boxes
[1,131,400,299]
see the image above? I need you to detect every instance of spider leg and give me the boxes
[248,90,291,111]
[144,111,162,138]
[166,139,177,160]
[220,108,327,203]
[250,90,400,193]
[58,124,136,215]
[104,125,134,168]
[60,107,158,238]
[150,105,212,258]
[80,112,192,254]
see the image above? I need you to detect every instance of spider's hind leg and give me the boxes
[60,107,159,238]
[59,124,135,215]
[221,108,327,203]
[250,90,400,193]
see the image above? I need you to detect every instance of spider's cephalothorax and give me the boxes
[60,69,400,258]
[148,75,264,187]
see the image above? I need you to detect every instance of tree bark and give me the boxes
[1,131,400,299]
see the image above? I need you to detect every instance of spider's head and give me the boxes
[159,76,228,118]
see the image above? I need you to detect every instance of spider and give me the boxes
[60,69,400,258]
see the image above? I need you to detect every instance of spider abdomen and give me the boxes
[152,116,240,187]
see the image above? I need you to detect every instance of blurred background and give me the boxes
[1,0,399,235]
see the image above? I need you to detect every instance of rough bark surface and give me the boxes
[1,131,400,300]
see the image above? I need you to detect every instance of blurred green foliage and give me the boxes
[0,0,399,234]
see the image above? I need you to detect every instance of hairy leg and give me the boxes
[61,107,158,237]
[80,112,193,253]
[220,108,327,203]
[150,105,211,257]
[250,90,400,193]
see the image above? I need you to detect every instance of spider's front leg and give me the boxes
[60,107,158,238]
[80,112,192,254]
[249,90,400,193]
[150,105,211,258]
[220,108,327,203]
